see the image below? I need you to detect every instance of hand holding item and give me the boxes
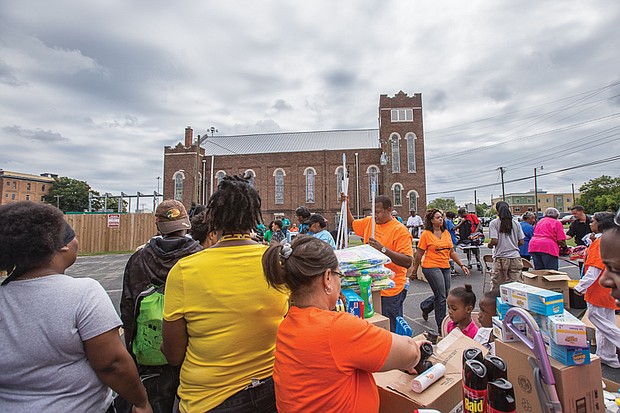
[461,264,471,277]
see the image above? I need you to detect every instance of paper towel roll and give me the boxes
[411,363,446,393]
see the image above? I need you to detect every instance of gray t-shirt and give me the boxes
[489,218,525,259]
[0,275,121,412]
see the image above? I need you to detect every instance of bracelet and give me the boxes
[460,264,466,268]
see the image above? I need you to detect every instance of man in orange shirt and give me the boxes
[342,195,413,332]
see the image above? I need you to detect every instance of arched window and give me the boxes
[392,183,403,206]
[244,169,256,187]
[215,170,226,187]
[406,133,416,173]
[390,133,401,173]
[367,165,379,201]
[274,168,285,204]
[407,190,419,212]
[335,166,345,197]
[304,168,316,203]
[173,170,185,201]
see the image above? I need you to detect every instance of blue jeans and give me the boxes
[420,267,451,330]
[531,252,559,271]
[381,288,408,332]
[207,377,276,413]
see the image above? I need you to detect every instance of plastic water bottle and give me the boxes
[358,275,374,318]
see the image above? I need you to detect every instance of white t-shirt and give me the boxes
[406,215,423,236]
[0,274,121,412]
[489,218,525,259]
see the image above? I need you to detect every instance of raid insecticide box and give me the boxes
[340,289,365,319]
[500,282,564,316]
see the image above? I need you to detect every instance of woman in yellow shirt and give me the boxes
[411,209,470,330]
[162,175,289,413]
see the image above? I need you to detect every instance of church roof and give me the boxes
[201,129,380,156]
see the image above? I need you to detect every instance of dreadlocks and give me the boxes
[204,175,262,234]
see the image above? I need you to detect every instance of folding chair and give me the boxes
[522,258,533,271]
[440,312,480,337]
[481,254,494,293]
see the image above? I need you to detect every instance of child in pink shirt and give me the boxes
[446,284,479,339]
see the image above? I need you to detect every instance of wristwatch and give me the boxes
[381,246,387,254]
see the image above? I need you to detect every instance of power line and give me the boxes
[427,154,620,196]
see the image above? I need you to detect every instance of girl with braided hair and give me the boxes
[0,202,151,412]
[162,175,288,413]
[263,235,427,413]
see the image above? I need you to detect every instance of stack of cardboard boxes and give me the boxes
[495,281,604,413]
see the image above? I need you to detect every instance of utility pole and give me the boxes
[534,167,539,214]
[572,183,576,207]
[498,167,506,200]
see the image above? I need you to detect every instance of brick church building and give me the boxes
[163,91,427,226]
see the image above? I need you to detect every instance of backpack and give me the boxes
[132,284,167,366]
[458,219,473,242]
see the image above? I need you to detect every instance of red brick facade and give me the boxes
[163,92,427,227]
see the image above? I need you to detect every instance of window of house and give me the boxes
[515,207,521,212]
[41,196,45,201]
[11,194,16,200]
[546,198,550,203]
[244,169,256,187]
[567,198,571,203]
[368,166,379,201]
[42,185,45,191]
[406,133,416,173]
[391,108,413,122]
[216,171,226,186]
[27,183,31,191]
[275,169,285,204]
[26,195,30,200]
[515,198,520,203]
[392,183,403,206]
[5,181,9,186]
[390,134,400,173]
[408,190,419,212]
[173,171,184,201]
[304,168,315,203]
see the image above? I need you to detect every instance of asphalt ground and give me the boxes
[64,236,620,384]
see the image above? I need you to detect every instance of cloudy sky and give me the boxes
[1,1,619,207]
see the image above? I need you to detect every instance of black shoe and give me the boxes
[421,309,429,321]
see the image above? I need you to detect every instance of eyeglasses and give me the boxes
[332,270,345,278]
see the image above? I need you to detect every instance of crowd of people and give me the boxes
[1,177,619,412]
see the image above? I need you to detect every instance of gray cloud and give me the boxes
[272,99,293,111]
[2,125,68,142]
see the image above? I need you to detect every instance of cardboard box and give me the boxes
[492,316,526,342]
[496,339,604,413]
[549,339,591,366]
[496,296,513,320]
[374,329,487,413]
[371,288,382,315]
[340,289,364,318]
[543,310,588,348]
[500,282,564,315]
[523,269,571,309]
[367,313,390,330]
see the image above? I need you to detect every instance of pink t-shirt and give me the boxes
[446,319,479,339]
[527,217,567,257]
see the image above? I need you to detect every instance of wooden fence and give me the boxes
[64,213,158,254]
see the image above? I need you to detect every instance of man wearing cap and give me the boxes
[120,199,203,413]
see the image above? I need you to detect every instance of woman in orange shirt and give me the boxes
[574,212,620,368]
[411,209,471,331]
[262,236,427,413]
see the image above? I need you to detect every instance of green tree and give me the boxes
[45,176,97,212]
[475,202,490,217]
[578,175,620,212]
[427,198,458,213]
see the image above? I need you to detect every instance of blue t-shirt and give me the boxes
[312,229,336,249]
[446,219,458,246]
[519,221,535,257]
